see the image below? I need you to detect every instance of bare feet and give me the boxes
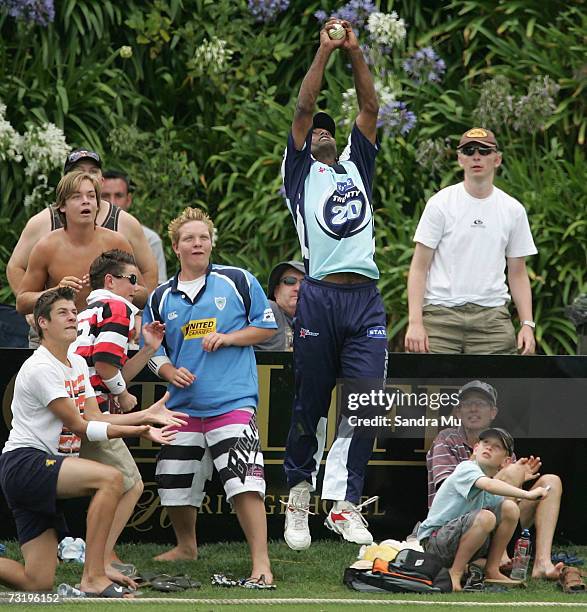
[105,565,138,589]
[485,569,520,583]
[448,568,464,592]
[532,561,564,580]
[250,570,274,585]
[153,546,197,562]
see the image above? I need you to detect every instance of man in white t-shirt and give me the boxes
[405,128,537,355]
[0,287,178,597]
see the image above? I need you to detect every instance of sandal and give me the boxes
[83,582,134,598]
[111,562,139,578]
[552,552,584,566]
[211,573,239,587]
[239,574,276,590]
[559,566,586,593]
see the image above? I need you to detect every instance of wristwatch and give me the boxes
[522,320,536,329]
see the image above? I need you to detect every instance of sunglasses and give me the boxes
[280,275,302,286]
[460,399,493,409]
[67,150,100,164]
[458,145,497,156]
[112,273,138,285]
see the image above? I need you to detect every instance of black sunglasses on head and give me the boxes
[112,273,138,285]
[458,145,498,156]
[280,275,302,286]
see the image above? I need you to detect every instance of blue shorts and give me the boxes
[0,448,68,545]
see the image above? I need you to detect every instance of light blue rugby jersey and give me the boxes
[143,264,277,417]
[281,123,380,280]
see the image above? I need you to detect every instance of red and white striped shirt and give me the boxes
[71,289,137,408]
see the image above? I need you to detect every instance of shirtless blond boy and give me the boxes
[16,171,137,314]
[7,149,157,307]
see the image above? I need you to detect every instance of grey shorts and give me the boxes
[424,505,502,567]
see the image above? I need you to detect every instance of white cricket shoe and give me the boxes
[282,484,314,551]
[324,496,378,545]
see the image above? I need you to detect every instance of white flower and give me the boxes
[23,175,55,209]
[119,46,133,59]
[367,11,406,48]
[340,80,397,128]
[191,38,233,77]
[0,102,23,163]
[21,122,70,177]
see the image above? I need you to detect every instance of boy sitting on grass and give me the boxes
[417,427,550,591]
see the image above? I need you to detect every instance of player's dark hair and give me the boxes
[34,287,76,340]
[89,249,136,290]
[103,170,131,192]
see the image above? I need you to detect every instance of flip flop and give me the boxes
[559,566,586,593]
[111,562,139,578]
[148,574,201,592]
[83,582,134,598]
[168,575,201,590]
[150,575,184,592]
[211,573,239,587]
[239,574,276,590]
[552,552,584,566]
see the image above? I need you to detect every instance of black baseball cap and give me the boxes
[459,380,497,405]
[267,261,305,301]
[479,427,514,456]
[64,148,102,174]
[313,112,336,137]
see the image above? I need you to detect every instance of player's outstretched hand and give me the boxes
[145,392,189,427]
[142,425,178,446]
[142,321,166,351]
[169,366,196,388]
[320,18,347,50]
[202,332,231,352]
[516,455,542,483]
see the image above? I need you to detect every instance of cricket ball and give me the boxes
[328,23,345,40]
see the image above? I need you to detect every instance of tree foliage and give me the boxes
[0,0,585,354]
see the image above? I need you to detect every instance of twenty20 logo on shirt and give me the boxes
[316,178,371,240]
[181,318,217,339]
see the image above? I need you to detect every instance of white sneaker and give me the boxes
[282,485,314,550]
[324,496,378,545]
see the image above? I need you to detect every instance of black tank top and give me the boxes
[50,201,121,231]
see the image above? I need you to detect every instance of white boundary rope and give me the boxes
[45,597,587,606]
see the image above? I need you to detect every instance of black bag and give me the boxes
[344,549,452,594]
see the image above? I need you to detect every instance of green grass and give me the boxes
[0,540,586,609]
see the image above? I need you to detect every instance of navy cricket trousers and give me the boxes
[284,277,388,503]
